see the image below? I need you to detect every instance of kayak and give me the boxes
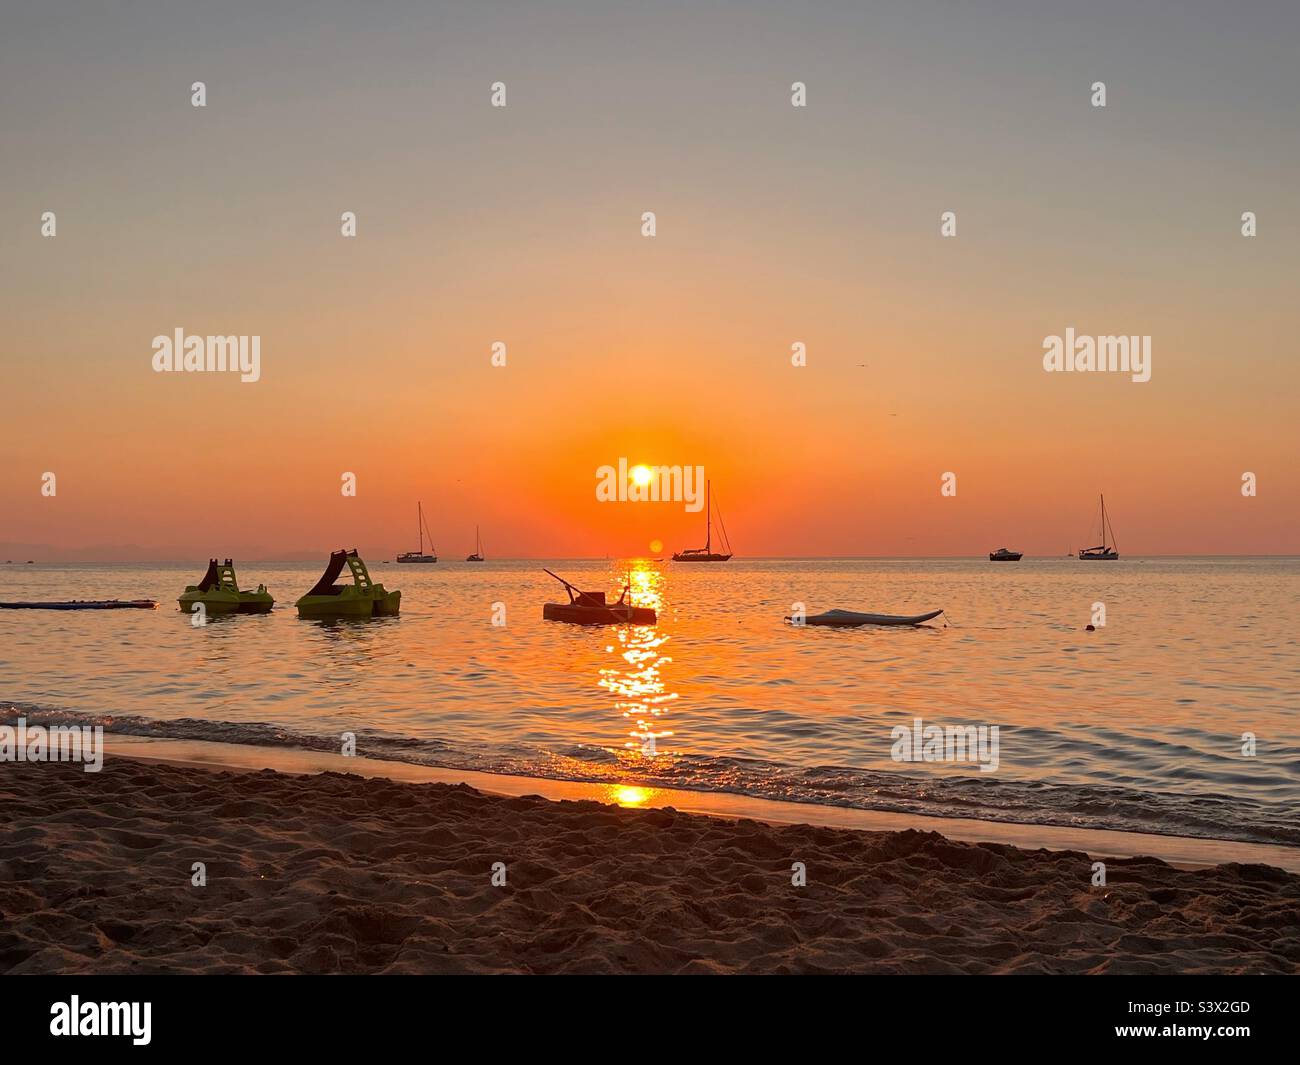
[0,600,158,610]
[788,608,944,627]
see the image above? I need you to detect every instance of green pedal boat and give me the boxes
[296,549,400,618]
[178,559,275,615]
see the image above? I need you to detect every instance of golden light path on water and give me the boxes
[596,561,676,802]
[5,559,1296,842]
[605,785,657,808]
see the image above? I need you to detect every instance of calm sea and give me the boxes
[2,558,1297,846]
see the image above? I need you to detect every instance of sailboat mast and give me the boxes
[417,502,423,553]
[705,480,712,553]
[1100,494,1107,548]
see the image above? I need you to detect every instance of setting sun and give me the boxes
[2,0,1297,995]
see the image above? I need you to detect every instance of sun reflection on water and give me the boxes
[607,784,657,807]
[596,562,676,763]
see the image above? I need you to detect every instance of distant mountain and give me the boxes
[0,543,376,564]
[0,543,178,563]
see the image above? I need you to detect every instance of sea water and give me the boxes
[2,557,1296,846]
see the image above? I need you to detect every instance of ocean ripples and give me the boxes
[2,558,1297,846]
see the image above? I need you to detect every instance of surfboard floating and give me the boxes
[786,608,945,627]
[0,600,159,610]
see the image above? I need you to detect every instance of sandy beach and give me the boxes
[2,757,1297,975]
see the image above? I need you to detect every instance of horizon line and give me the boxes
[9,553,1300,565]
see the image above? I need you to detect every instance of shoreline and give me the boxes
[3,751,1298,974]
[103,734,1300,873]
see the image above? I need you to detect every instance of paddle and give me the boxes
[542,569,609,609]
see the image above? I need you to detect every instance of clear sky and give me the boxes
[2,1,1297,559]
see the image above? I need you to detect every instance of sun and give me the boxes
[649,538,663,554]
[631,464,653,487]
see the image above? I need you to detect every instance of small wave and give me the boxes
[4,702,1297,848]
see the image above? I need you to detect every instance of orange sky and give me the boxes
[2,2,1297,559]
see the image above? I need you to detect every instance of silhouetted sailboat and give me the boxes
[1079,495,1119,560]
[396,502,437,563]
[672,480,733,562]
[466,526,485,562]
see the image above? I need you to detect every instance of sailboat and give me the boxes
[396,502,437,563]
[671,480,733,562]
[466,526,485,562]
[1078,495,1119,560]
